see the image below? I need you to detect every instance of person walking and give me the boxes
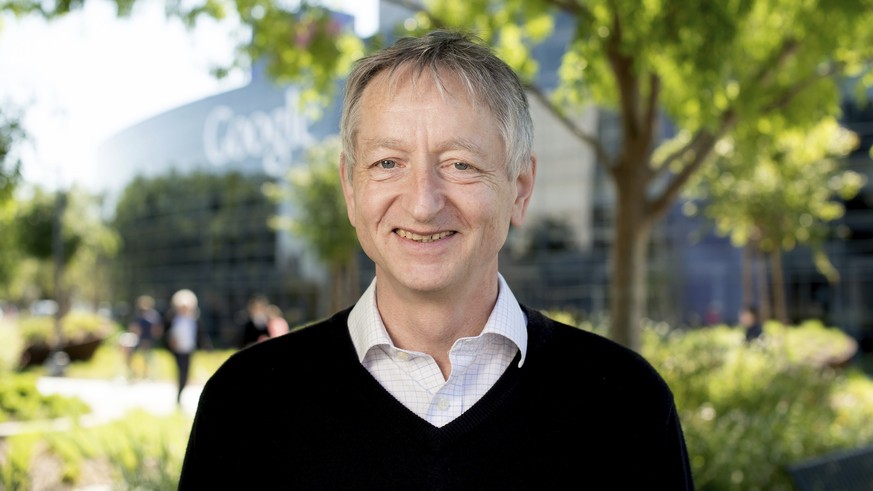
[123,294,163,380]
[238,293,270,348]
[165,289,208,405]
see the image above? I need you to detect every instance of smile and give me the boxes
[395,229,456,243]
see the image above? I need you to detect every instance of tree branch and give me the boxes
[605,9,641,143]
[649,109,738,220]
[642,73,660,149]
[761,61,843,114]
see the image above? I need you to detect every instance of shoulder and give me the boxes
[522,306,672,395]
[205,309,353,386]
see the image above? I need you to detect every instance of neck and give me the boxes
[375,275,499,378]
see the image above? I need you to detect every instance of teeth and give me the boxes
[396,230,455,243]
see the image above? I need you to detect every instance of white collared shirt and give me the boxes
[348,274,528,427]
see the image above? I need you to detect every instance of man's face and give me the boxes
[341,68,535,299]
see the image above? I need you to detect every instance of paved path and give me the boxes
[0,377,203,437]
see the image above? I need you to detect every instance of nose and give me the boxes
[405,164,445,222]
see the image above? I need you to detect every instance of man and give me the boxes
[238,293,270,348]
[180,30,694,489]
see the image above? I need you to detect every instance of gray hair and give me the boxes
[339,30,533,180]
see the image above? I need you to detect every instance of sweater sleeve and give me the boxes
[662,400,696,490]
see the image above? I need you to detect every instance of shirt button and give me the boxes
[395,351,410,361]
[436,398,449,411]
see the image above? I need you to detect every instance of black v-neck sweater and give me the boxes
[179,306,695,490]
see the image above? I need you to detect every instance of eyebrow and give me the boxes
[435,137,485,157]
[360,137,486,157]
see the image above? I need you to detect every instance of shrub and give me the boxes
[0,410,192,490]
[18,311,112,348]
[0,319,23,373]
[0,432,40,490]
[641,321,873,490]
[0,373,90,423]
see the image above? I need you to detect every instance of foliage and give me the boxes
[0,106,24,204]
[15,187,80,263]
[0,410,192,490]
[0,432,39,490]
[0,184,120,309]
[63,410,190,489]
[0,195,21,290]
[0,318,23,372]
[60,188,121,310]
[0,372,90,423]
[683,118,866,281]
[642,322,873,490]
[17,311,111,347]
[227,2,365,112]
[0,0,138,18]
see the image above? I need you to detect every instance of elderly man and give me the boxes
[180,30,694,490]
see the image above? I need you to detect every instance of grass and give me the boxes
[62,338,233,385]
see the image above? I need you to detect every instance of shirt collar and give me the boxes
[348,274,528,367]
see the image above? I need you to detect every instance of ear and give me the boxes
[339,152,357,228]
[510,154,536,227]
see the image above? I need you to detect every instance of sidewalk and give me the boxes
[0,377,203,437]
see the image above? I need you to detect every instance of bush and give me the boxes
[0,319,23,372]
[0,410,191,490]
[0,373,90,423]
[640,321,873,490]
[18,311,112,348]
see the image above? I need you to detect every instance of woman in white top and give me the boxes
[166,289,202,405]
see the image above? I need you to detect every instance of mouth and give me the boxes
[394,229,456,243]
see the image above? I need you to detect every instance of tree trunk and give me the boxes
[770,249,788,324]
[755,247,771,321]
[330,255,360,313]
[610,185,653,351]
[742,243,754,310]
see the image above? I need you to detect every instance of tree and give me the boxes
[378,0,873,350]
[264,135,360,313]
[6,0,873,351]
[683,117,866,323]
[3,184,117,312]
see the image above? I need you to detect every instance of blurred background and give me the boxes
[1,0,873,489]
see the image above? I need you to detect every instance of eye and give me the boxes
[453,161,471,171]
[377,159,396,169]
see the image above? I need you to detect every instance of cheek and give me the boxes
[355,184,393,225]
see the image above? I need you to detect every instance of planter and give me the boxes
[18,336,106,370]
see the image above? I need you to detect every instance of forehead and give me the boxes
[362,64,481,110]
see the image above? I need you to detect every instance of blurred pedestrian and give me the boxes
[266,304,290,338]
[740,305,763,342]
[165,289,209,405]
[123,294,163,380]
[239,293,270,348]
